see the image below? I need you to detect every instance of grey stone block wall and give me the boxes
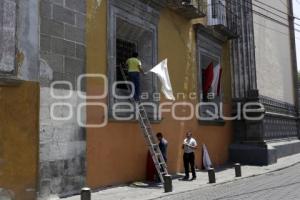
[0,0,16,74]
[39,0,87,198]
[39,88,86,198]
[40,0,86,89]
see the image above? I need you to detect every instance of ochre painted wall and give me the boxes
[86,0,233,189]
[0,81,39,200]
[156,8,233,173]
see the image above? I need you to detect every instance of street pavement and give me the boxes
[60,153,300,200]
[158,163,300,200]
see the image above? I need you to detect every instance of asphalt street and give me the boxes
[157,163,300,200]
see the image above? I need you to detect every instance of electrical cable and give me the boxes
[254,20,300,41]
[227,0,300,33]
[246,0,300,26]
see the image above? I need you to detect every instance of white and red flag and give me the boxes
[203,62,222,97]
[211,63,222,96]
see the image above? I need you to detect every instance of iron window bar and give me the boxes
[206,0,239,38]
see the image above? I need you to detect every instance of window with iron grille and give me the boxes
[197,33,224,124]
[116,39,137,89]
[108,0,160,121]
[211,0,217,18]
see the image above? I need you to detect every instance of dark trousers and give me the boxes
[183,152,196,178]
[128,72,140,101]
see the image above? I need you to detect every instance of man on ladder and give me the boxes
[126,52,145,101]
[122,56,173,192]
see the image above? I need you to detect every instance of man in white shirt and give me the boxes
[182,131,197,180]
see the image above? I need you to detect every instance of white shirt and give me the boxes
[183,138,197,153]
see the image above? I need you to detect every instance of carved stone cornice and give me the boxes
[138,0,166,10]
[259,95,297,117]
[139,0,207,19]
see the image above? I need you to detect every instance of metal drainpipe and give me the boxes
[287,0,300,138]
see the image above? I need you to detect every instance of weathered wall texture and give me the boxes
[254,0,295,104]
[40,0,86,88]
[0,81,39,200]
[0,0,16,74]
[0,0,40,80]
[17,0,40,81]
[39,88,86,198]
[86,0,233,188]
[39,0,87,197]
[0,1,40,200]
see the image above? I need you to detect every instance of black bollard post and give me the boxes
[81,187,91,200]
[208,168,216,184]
[163,174,173,193]
[235,163,242,177]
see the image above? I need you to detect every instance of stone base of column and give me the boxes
[230,139,300,165]
[229,143,277,166]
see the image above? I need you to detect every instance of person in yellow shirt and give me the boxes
[126,52,145,101]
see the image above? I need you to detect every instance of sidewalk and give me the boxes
[61,153,300,200]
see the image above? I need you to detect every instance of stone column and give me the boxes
[229,0,277,165]
[230,0,265,143]
[287,0,300,139]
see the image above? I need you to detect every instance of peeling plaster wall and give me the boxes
[16,0,40,80]
[1,0,87,198]
[38,0,87,198]
[0,0,17,74]
[39,88,86,198]
[0,1,40,200]
[0,0,40,79]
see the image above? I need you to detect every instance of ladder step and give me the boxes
[155,153,165,159]
[145,135,152,140]
[159,162,167,165]
[141,127,152,133]
[160,168,168,172]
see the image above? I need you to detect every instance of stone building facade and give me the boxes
[229,0,300,165]
[39,0,87,198]
[85,0,236,191]
[0,0,299,199]
[0,0,87,199]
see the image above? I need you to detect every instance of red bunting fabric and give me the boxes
[203,62,214,94]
